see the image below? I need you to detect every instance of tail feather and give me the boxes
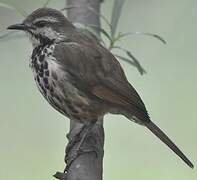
[146,121,194,168]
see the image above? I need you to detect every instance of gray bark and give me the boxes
[54,0,104,180]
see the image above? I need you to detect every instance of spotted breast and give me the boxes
[30,44,65,113]
[30,43,102,124]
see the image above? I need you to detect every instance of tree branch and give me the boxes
[54,0,104,180]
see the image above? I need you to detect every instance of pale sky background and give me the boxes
[0,0,197,180]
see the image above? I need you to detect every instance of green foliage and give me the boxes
[60,5,77,12]
[113,46,146,75]
[43,0,52,7]
[0,2,27,17]
[0,1,27,40]
[96,0,166,75]
[0,31,25,41]
[0,31,15,40]
[0,2,15,9]
[110,0,125,38]
[119,32,166,44]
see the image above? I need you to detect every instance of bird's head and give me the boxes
[7,8,74,46]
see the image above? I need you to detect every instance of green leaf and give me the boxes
[0,31,15,39]
[113,46,146,75]
[0,2,27,17]
[43,0,52,7]
[87,6,112,29]
[61,5,112,30]
[89,24,112,42]
[14,7,27,17]
[110,0,125,37]
[147,33,166,44]
[73,23,106,47]
[126,51,147,75]
[60,5,77,11]
[0,2,15,9]
[0,31,25,42]
[114,54,135,66]
[120,32,166,44]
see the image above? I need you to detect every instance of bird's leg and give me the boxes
[65,124,86,156]
[64,123,95,172]
[54,125,86,180]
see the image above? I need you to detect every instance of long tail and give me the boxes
[146,121,194,168]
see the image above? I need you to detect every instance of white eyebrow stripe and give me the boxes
[34,17,58,23]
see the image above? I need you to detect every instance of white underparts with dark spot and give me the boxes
[30,43,90,121]
[30,44,66,115]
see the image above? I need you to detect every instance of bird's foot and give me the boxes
[64,124,95,172]
[65,125,86,157]
[53,171,67,180]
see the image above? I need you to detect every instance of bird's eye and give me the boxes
[34,20,47,28]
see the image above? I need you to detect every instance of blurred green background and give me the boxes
[0,0,196,179]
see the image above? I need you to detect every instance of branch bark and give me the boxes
[54,0,104,180]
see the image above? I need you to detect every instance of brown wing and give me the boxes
[92,85,129,105]
[91,78,150,122]
[54,40,150,122]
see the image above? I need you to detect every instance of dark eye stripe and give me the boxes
[34,20,48,27]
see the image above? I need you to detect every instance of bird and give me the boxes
[7,8,193,169]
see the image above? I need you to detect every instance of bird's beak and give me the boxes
[7,23,34,31]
